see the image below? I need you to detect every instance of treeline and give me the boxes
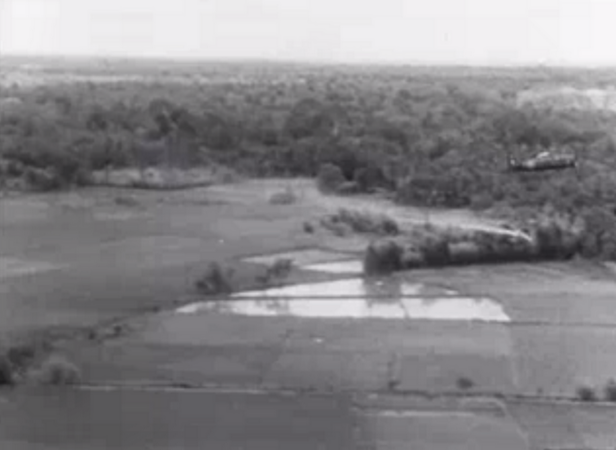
[3,65,616,257]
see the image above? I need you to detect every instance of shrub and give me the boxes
[470,193,494,211]
[114,195,140,207]
[326,208,400,236]
[353,166,389,193]
[303,221,315,233]
[2,159,25,177]
[267,258,293,279]
[320,218,350,236]
[73,167,93,186]
[336,181,360,195]
[316,163,345,193]
[401,245,425,269]
[419,236,451,266]
[471,231,536,263]
[7,343,38,373]
[363,239,404,276]
[24,167,63,191]
[448,241,483,265]
[36,355,81,386]
[579,207,616,259]
[195,263,234,295]
[268,187,297,205]
[604,379,616,402]
[0,354,15,386]
[257,258,293,286]
[456,376,475,390]
[576,385,597,402]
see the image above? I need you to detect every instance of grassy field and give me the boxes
[0,181,328,337]
[3,179,616,447]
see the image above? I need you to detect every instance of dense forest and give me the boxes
[3,62,616,258]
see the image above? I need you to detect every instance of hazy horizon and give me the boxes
[2,0,615,67]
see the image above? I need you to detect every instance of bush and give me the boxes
[456,376,475,390]
[470,193,494,211]
[604,379,616,402]
[325,208,400,236]
[470,231,536,263]
[336,181,360,195]
[401,245,425,269]
[0,355,15,386]
[195,263,234,295]
[268,187,297,205]
[363,239,404,276]
[114,195,140,207]
[36,355,81,386]
[353,166,389,193]
[419,236,451,266]
[303,221,315,233]
[448,241,483,265]
[267,258,293,279]
[24,167,63,191]
[320,218,350,236]
[1,159,25,177]
[316,163,345,193]
[576,385,597,402]
[7,343,38,374]
[257,258,293,286]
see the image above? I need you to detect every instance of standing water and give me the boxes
[177,278,510,323]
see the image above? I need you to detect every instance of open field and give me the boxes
[4,181,616,446]
[3,387,616,450]
[64,260,616,400]
[0,387,357,450]
[0,178,521,337]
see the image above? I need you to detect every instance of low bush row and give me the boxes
[363,215,585,275]
[577,380,616,403]
[320,208,400,237]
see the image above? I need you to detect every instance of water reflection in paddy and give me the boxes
[301,260,364,274]
[233,278,443,298]
[177,278,510,323]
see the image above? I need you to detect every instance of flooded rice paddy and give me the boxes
[177,278,511,323]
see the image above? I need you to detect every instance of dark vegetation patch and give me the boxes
[256,258,294,287]
[196,258,294,296]
[113,194,140,207]
[0,335,81,387]
[34,355,82,386]
[303,221,315,233]
[268,186,298,205]
[0,355,15,386]
[316,163,346,194]
[576,385,597,402]
[456,376,475,390]
[364,239,404,276]
[195,263,235,295]
[321,208,399,237]
[363,212,585,274]
[604,379,616,402]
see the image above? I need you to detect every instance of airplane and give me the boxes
[507,150,578,172]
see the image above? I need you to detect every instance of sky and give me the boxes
[1,0,615,66]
